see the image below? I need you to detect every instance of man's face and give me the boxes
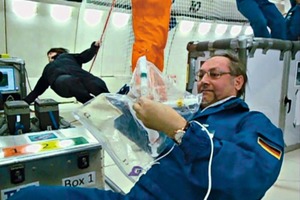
[197,56,244,108]
[47,52,57,62]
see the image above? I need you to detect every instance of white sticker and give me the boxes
[1,182,39,200]
[62,171,96,187]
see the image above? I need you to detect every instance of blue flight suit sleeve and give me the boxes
[287,5,300,40]
[179,111,284,199]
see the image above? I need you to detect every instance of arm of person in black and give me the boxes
[23,68,50,105]
[73,41,100,65]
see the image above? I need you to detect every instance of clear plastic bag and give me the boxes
[73,56,201,182]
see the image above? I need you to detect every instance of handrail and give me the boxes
[187,36,297,61]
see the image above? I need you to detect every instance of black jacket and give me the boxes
[24,42,99,104]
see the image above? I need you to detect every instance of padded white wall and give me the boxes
[245,50,283,126]
[284,52,300,146]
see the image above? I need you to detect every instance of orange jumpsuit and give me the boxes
[131,0,172,72]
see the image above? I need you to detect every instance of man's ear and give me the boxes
[234,75,244,91]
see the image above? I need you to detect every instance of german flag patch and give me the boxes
[258,137,282,160]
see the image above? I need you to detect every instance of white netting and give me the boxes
[84,0,249,85]
[87,0,247,22]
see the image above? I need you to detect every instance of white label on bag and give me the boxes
[62,171,96,187]
[1,182,39,200]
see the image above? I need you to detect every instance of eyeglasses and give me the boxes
[196,68,233,81]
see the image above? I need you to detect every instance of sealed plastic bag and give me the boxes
[73,56,202,182]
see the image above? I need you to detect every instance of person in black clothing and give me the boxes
[24,41,109,104]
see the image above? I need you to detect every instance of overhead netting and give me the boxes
[85,0,248,77]
[87,0,248,22]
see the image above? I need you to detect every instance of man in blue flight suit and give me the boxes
[285,0,300,41]
[236,0,287,39]
[9,53,284,200]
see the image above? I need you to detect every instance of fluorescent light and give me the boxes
[12,0,37,19]
[112,12,130,28]
[215,24,228,36]
[244,26,253,35]
[198,22,212,35]
[51,5,72,22]
[230,25,242,36]
[179,20,194,34]
[84,9,103,26]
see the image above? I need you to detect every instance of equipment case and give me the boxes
[0,127,105,200]
[34,98,59,131]
[4,100,30,135]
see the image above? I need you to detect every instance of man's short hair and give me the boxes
[47,47,69,56]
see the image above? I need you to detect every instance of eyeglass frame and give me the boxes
[195,67,235,81]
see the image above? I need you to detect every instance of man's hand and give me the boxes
[133,97,186,138]
[95,40,101,47]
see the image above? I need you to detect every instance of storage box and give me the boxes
[4,100,30,135]
[34,99,59,131]
[0,127,105,200]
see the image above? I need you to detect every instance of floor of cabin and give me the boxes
[58,102,300,199]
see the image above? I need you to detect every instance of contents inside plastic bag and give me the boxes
[73,56,202,182]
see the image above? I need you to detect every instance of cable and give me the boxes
[48,111,58,129]
[142,143,176,172]
[24,67,33,92]
[133,119,214,200]
[88,0,117,73]
[190,120,214,200]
